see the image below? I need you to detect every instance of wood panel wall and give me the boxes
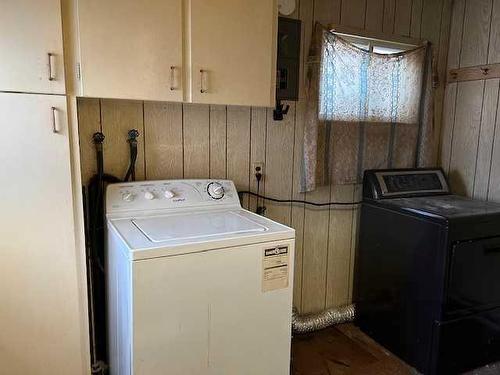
[77,0,452,314]
[441,0,500,202]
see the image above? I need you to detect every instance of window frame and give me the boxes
[327,23,424,54]
[331,32,419,54]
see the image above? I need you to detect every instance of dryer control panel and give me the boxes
[106,180,240,213]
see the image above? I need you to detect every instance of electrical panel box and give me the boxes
[276,17,301,101]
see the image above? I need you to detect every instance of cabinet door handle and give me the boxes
[51,107,59,134]
[48,53,55,81]
[200,69,208,93]
[170,66,179,90]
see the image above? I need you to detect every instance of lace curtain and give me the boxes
[302,24,435,192]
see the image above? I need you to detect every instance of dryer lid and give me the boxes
[132,210,267,243]
[381,195,500,221]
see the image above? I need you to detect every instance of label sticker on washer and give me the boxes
[262,246,289,292]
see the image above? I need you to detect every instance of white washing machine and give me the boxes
[105,179,295,375]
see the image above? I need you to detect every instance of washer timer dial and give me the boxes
[207,182,225,200]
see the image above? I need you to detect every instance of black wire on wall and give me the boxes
[238,191,362,207]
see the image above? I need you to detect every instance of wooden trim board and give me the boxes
[448,63,500,83]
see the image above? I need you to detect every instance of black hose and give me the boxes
[124,129,139,182]
[124,147,137,182]
[86,132,121,368]
[91,133,105,271]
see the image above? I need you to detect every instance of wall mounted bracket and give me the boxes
[273,99,290,121]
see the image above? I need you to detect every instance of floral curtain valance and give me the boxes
[301,24,435,192]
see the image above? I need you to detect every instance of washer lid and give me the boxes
[132,210,267,243]
[108,208,295,260]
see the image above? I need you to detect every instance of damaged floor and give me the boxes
[291,324,500,375]
[291,324,413,375]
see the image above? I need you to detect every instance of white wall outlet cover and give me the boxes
[278,0,296,16]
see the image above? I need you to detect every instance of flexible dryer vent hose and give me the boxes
[292,304,356,334]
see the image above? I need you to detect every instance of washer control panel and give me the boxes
[107,180,239,213]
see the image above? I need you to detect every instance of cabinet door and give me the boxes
[190,0,277,107]
[78,0,183,102]
[0,0,65,94]
[0,93,86,374]
[446,238,500,313]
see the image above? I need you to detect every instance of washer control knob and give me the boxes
[144,191,155,200]
[207,182,225,199]
[164,190,175,199]
[122,192,135,202]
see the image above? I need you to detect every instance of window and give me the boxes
[318,31,425,125]
[334,32,415,54]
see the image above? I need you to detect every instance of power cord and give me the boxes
[255,167,266,215]
[243,165,362,210]
[239,190,362,207]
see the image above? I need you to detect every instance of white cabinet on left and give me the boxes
[0,93,87,375]
[0,0,66,94]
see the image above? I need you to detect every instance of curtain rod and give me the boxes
[332,31,419,48]
[327,23,425,48]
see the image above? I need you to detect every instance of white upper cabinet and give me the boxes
[0,0,66,94]
[73,0,277,107]
[77,0,183,102]
[190,0,277,107]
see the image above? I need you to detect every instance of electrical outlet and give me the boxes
[252,162,265,176]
